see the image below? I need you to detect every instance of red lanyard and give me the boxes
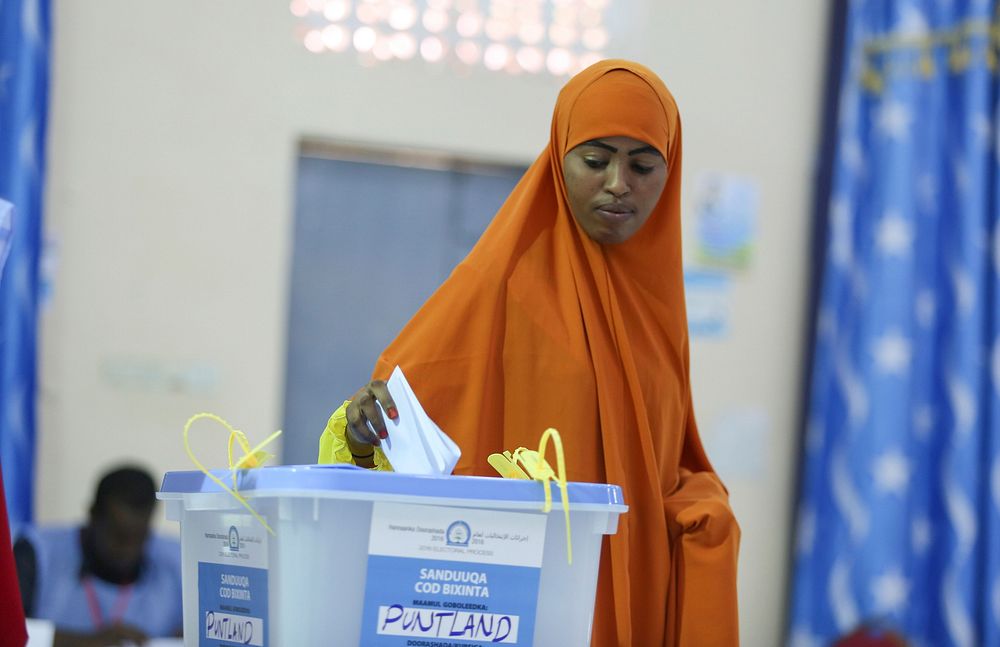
[82,576,133,629]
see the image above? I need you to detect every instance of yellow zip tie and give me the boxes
[182,412,282,535]
[510,428,572,564]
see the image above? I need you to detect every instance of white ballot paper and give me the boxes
[377,365,461,475]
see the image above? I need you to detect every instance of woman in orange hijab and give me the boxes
[322,59,740,646]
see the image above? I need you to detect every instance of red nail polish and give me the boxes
[379,429,388,440]
[387,407,398,420]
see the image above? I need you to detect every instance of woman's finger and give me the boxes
[359,385,389,440]
[369,380,398,421]
[345,395,380,447]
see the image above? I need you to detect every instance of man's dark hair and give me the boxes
[90,465,157,516]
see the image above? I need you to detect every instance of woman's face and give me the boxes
[562,136,668,244]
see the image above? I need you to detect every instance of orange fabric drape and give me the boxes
[372,60,740,646]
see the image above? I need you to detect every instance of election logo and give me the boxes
[446,520,471,546]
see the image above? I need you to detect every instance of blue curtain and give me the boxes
[790,2,1000,645]
[0,0,50,527]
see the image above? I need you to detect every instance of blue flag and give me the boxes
[0,0,51,527]
[789,3,1000,646]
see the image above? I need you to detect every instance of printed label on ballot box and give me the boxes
[361,502,547,646]
[187,512,270,647]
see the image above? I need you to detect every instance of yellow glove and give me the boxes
[318,400,393,471]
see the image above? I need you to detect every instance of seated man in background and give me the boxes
[14,465,183,646]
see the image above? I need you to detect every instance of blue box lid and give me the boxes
[158,464,626,510]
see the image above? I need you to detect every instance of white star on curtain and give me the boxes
[876,211,915,256]
[873,450,912,495]
[871,569,911,614]
[876,100,914,140]
[873,330,913,375]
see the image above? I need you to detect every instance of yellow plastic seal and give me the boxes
[488,427,572,564]
[183,412,282,535]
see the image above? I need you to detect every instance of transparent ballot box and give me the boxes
[158,465,627,646]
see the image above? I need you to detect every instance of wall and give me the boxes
[36,2,825,645]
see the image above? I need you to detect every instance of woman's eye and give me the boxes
[584,158,608,169]
[632,163,654,175]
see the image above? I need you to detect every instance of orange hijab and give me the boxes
[373,60,739,646]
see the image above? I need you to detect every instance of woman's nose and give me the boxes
[604,161,630,197]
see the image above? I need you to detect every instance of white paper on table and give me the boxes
[26,618,54,647]
[377,366,460,475]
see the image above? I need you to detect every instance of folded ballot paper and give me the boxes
[377,366,460,475]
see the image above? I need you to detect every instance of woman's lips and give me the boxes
[595,204,634,222]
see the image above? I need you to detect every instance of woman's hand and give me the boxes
[345,380,398,466]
